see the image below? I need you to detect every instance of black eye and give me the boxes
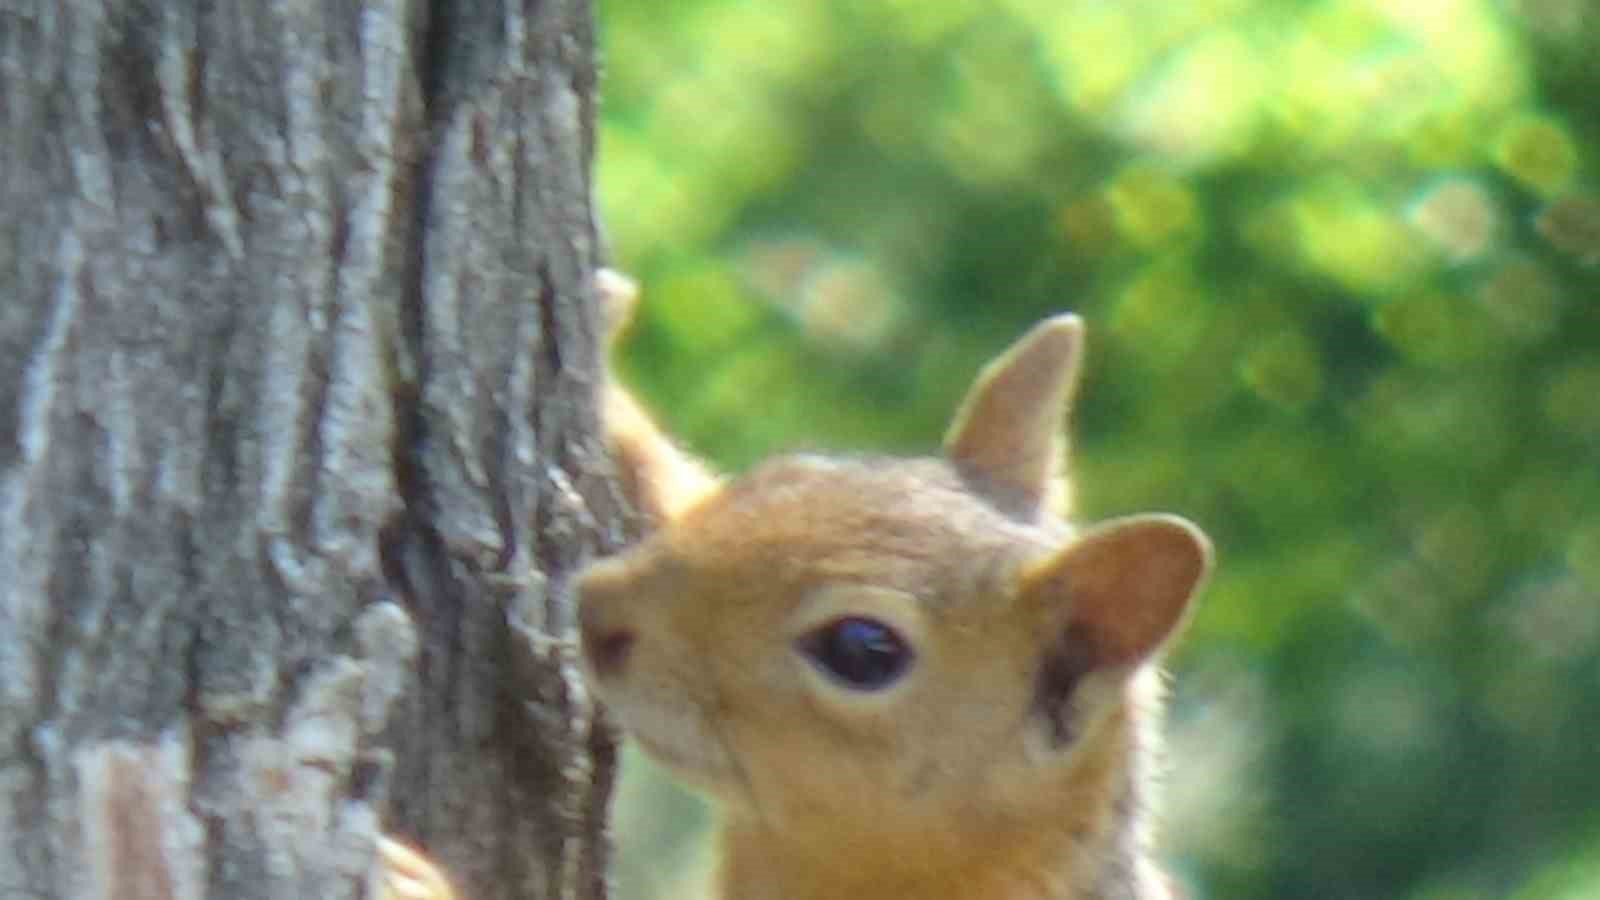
[798,617,913,690]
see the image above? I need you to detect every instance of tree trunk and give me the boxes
[0,2,621,899]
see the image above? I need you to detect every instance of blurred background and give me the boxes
[590,1,1600,898]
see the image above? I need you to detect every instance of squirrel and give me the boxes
[376,270,1213,900]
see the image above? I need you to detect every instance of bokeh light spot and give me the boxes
[1476,260,1564,343]
[1506,0,1590,38]
[1500,574,1599,664]
[1407,178,1498,262]
[1111,260,1209,363]
[933,33,1051,186]
[1239,329,1323,413]
[1493,115,1579,195]
[1535,194,1600,265]
[1107,164,1201,247]
[793,260,903,351]
[1372,292,1503,367]
[1057,194,1120,259]
[1566,522,1600,592]
[1116,31,1267,165]
[1540,362,1600,441]
[1292,180,1427,295]
[651,266,758,350]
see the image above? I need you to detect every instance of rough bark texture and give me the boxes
[0,2,621,899]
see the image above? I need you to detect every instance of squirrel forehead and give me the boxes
[644,454,1057,596]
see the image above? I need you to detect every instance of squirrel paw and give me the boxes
[375,836,457,900]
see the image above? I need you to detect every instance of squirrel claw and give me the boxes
[375,836,457,900]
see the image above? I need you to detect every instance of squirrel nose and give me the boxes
[579,605,636,678]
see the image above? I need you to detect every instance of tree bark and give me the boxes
[0,2,620,899]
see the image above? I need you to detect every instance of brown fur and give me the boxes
[376,272,1212,900]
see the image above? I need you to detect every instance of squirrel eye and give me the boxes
[798,616,913,691]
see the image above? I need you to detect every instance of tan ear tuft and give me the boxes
[943,314,1084,521]
[1023,514,1211,669]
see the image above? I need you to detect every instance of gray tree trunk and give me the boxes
[0,2,623,899]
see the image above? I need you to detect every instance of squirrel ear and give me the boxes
[595,270,721,525]
[603,387,721,524]
[1021,515,1210,746]
[943,315,1084,521]
[1025,514,1211,668]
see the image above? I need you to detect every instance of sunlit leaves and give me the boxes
[1115,30,1268,165]
[597,0,1600,897]
[1289,179,1429,295]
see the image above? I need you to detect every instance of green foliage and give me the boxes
[596,1,1600,897]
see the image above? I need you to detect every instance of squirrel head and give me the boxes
[578,315,1211,842]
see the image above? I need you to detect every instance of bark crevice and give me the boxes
[0,2,610,897]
